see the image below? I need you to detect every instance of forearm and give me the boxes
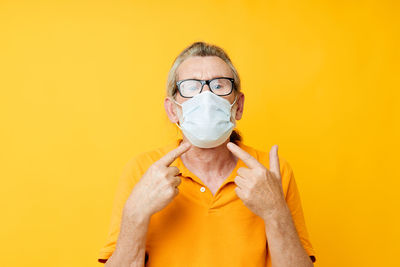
[105,208,150,267]
[263,204,313,267]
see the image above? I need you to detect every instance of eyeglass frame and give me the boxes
[175,77,235,98]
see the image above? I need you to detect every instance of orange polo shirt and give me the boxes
[98,138,316,266]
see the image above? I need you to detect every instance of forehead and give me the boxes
[177,56,233,80]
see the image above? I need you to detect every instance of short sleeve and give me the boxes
[97,156,145,263]
[284,162,317,263]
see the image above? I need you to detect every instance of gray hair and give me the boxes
[166,41,241,98]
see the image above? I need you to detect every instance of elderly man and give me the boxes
[98,42,316,267]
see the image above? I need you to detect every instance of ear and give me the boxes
[164,97,180,123]
[235,92,245,120]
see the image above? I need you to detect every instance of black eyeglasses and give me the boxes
[176,77,235,98]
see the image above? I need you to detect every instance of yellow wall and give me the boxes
[1,0,399,266]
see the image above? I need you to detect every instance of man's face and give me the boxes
[164,56,244,124]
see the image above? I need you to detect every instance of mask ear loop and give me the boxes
[230,94,238,107]
[169,97,183,130]
[230,94,238,125]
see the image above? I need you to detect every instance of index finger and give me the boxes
[227,142,262,169]
[156,142,191,167]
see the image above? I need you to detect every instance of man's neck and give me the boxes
[180,137,238,179]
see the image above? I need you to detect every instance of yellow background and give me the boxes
[0,0,399,266]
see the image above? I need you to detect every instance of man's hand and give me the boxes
[107,143,191,267]
[123,142,191,220]
[227,142,287,220]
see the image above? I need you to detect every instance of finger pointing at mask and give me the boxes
[123,142,191,220]
[226,142,287,220]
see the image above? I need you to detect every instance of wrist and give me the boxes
[122,206,151,225]
[261,201,290,222]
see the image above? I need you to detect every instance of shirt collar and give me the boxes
[170,138,247,187]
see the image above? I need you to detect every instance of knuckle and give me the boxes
[168,179,178,187]
[234,187,240,195]
[166,187,175,196]
[173,188,179,197]
[169,166,180,175]
[167,180,174,187]
[237,167,246,176]
[257,167,267,177]
[170,166,179,172]
[158,168,168,177]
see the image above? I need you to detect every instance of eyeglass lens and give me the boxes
[179,78,233,97]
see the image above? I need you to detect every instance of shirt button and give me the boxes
[200,187,206,192]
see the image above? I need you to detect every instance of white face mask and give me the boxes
[171,91,238,148]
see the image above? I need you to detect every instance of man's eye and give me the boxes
[213,84,222,89]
